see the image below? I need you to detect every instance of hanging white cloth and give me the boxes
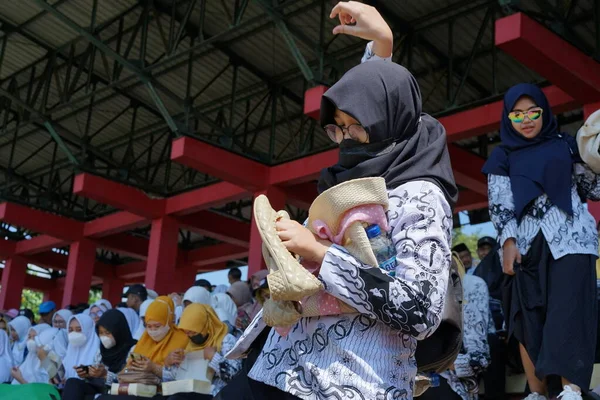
[8,316,31,366]
[0,330,13,383]
[62,314,101,380]
[211,293,238,326]
[117,307,140,337]
[133,299,153,340]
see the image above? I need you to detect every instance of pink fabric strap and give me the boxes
[312,204,389,245]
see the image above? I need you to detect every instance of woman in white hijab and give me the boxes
[0,329,13,383]
[213,284,229,294]
[62,314,101,381]
[212,293,238,327]
[52,309,73,330]
[182,286,211,307]
[133,299,153,340]
[8,316,31,366]
[116,307,140,337]
[10,326,64,385]
[95,299,112,311]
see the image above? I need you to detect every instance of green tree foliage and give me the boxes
[21,289,43,315]
[89,289,102,305]
[452,227,482,254]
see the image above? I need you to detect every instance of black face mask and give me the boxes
[338,138,399,169]
[190,333,209,346]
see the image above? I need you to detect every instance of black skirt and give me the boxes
[503,232,598,390]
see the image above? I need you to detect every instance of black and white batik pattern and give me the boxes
[440,274,491,400]
[248,181,452,400]
[488,162,600,260]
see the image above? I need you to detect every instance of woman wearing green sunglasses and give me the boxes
[483,85,600,400]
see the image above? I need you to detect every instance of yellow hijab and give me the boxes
[178,303,228,353]
[133,296,189,365]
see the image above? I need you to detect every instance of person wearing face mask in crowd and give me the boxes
[52,309,73,330]
[61,314,102,397]
[10,323,50,383]
[0,330,13,383]
[161,304,242,399]
[61,310,137,400]
[483,84,600,400]
[89,305,105,325]
[8,316,31,366]
[10,326,66,386]
[104,296,188,387]
[133,299,153,341]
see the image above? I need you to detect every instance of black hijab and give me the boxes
[96,309,137,373]
[318,60,458,207]
[482,83,581,221]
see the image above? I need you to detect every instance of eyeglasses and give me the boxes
[323,124,368,144]
[90,310,104,319]
[508,108,543,123]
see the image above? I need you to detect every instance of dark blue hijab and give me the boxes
[482,83,580,221]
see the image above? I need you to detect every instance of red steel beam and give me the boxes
[269,149,339,186]
[15,235,70,255]
[0,239,15,258]
[171,137,270,191]
[95,233,150,260]
[84,212,148,238]
[164,182,248,216]
[496,13,600,103]
[448,145,487,196]
[284,181,319,210]
[0,269,57,292]
[186,243,249,266]
[74,174,165,218]
[0,202,84,241]
[455,191,489,212]
[177,211,251,248]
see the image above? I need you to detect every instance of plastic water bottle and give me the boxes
[365,224,397,276]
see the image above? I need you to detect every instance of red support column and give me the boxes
[176,266,198,293]
[103,278,125,306]
[44,278,65,304]
[0,257,27,310]
[248,187,287,276]
[62,239,96,307]
[145,217,179,294]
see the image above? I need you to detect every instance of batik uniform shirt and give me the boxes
[488,163,600,259]
[248,181,453,399]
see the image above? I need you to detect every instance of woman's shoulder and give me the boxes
[387,180,451,210]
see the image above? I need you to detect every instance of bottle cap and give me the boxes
[365,224,381,239]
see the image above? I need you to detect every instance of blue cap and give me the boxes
[365,224,381,239]
[39,301,56,314]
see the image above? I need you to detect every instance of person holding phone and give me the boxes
[483,85,600,400]
[61,314,102,399]
[62,310,137,400]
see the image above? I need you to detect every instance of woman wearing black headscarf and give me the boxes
[62,309,137,400]
[483,84,599,400]
[225,3,457,400]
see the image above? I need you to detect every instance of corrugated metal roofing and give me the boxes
[0,0,595,224]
